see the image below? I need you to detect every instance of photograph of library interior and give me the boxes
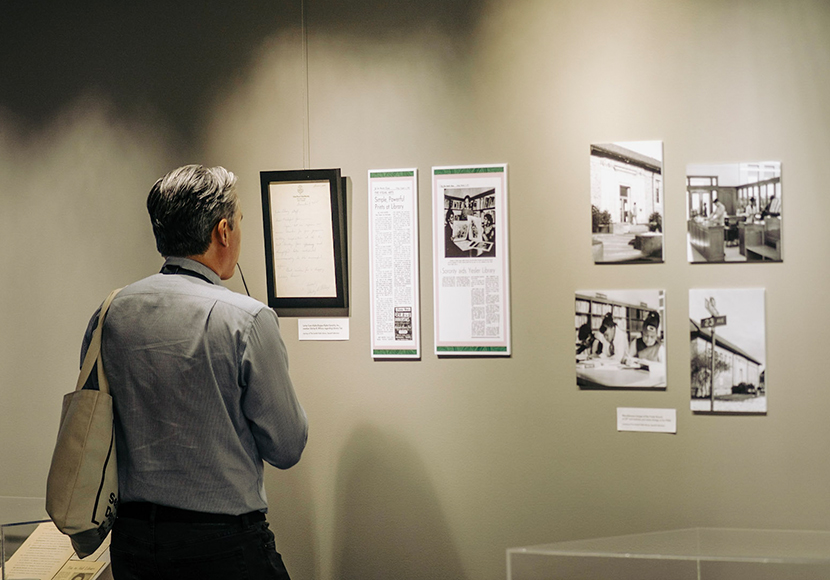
[686,161,782,263]
[575,290,666,389]
[443,188,497,258]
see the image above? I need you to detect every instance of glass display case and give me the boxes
[508,528,830,580]
[1,497,49,580]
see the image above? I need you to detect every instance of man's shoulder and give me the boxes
[212,287,271,318]
[119,273,271,318]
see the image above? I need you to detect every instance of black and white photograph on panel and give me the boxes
[575,289,666,389]
[689,288,767,414]
[443,187,496,258]
[590,140,663,264]
[686,161,782,263]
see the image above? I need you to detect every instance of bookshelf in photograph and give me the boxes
[575,293,662,344]
[443,189,495,213]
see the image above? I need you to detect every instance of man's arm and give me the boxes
[240,308,308,469]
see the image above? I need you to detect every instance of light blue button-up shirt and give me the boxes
[81,257,307,515]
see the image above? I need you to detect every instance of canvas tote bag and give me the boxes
[46,288,122,558]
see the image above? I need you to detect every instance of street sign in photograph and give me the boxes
[701,315,727,328]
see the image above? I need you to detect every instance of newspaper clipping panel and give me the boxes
[432,164,511,356]
[368,169,421,359]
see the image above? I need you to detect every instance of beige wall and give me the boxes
[3,1,830,579]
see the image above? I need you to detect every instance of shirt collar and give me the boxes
[162,256,223,285]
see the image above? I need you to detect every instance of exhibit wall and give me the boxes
[2,1,830,579]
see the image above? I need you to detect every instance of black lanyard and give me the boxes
[160,263,214,285]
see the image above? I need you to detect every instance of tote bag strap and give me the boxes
[76,288,123,394]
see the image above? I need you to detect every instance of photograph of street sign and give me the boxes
[701,315,727,328]
[689,288,766,413]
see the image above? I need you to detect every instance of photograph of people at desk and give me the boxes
[575,290,666,389]
[686,161,782,263]
[443,188,496,258]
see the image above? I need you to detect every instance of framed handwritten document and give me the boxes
[260,168,349,317]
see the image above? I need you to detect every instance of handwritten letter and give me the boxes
[270,181,337,298]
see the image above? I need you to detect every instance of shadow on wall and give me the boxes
[0,0,484,142]
[308,0,484,38]
[265,460,318,580]
[332,425,467,580]
[0,1,302,142]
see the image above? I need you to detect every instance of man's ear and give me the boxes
[215,218,230,246]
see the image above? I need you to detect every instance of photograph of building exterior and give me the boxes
[576,289,666,389]
[687,161,782,263]
[689,288,766,413]
[590,141,664,264]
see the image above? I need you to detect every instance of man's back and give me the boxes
[87,165,303,580]
[84,258,307,516]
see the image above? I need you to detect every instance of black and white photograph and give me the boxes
[443,187,496,258]
[590,140,664,264]
[687,161,782,263]
[689,288,767,413]
[575,289,666,389]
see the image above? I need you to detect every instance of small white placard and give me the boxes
[298,318,350,341]
[617,407,677,433]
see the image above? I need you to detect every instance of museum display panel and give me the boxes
[260,168,349,317]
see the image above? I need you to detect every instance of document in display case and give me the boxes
[2,520,111,580]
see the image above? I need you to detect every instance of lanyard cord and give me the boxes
[160,263,250,297]
[237,263,250,296]
[159,264,213,284]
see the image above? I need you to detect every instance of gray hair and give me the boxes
[147,164,239,257]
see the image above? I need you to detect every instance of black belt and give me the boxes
[118,502,265,525]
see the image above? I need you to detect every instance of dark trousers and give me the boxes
[110,503,291,580]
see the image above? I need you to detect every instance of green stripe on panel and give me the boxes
[436,346,508,352]
[434,166,504,175]
[373,349,418,356]
[370,171,414,178]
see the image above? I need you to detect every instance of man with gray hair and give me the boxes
[80,164,307,579]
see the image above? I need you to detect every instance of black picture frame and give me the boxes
[260,168,349,317]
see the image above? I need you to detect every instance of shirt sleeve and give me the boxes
[239,307,308,469]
